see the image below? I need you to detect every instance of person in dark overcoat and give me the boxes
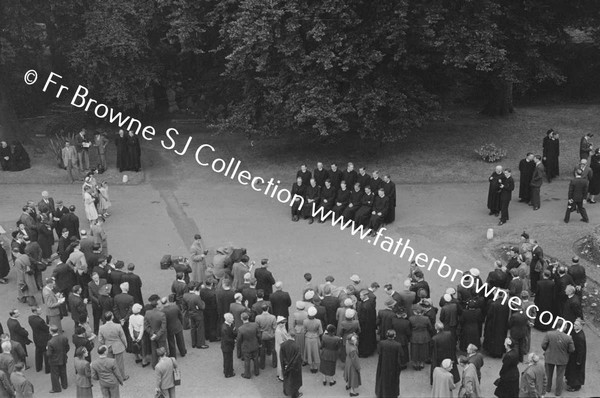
[518,153,535,202]
[565,169,589,223]
[221,313,237,378]
[483,294,509,358]
[588,150,600,202]
[459,300,482,351]
[498,169,514,225]
[115,129,128,172]
[375,330,402,398]
[357,290,377,358]
[544,130,560,182]
[382,175,396,223]
[390,310,411,369]
[280,335,303,398]
[494,337,520,398]
[430,322,459,385]
[28,306,51,373]
[0,245,9,284]
[487,165,505,216]
[126,130,141,172]
[529,156,545,210]
[565,319,586,392]
[534,270,556,330]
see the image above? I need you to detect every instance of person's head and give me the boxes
[364,185,372,195]
[576,168,583,177]
[565,285,576,297]
[119,129,124,137]
[378,188,385,197]
[300,164,307,172]
[49,325,59,335]
[128,130,134,137]
[241,312,250,323]
[354,182,361,191]
[224,313,234,324]
[240,255,250,264]
[274,281,283,291]
[386,329,396,340]
[73,285,82,295]
[104,311,113,322]
[372,170,379,178]
[435,321,444,332]
[98,345,108,356]
[504,168,511,178]
[64,140,71,148]
[466,344,478,355]
[331,163,337,171]
[156,347,167,358]
[31,306,42,316]
[0,342,10,353]
[441,358,453,371]
[307,306,317,319]
[543,269,552,279]
[323,285,332,296]
[14,362,25,372]
[527,352,540,364]
[534,155,542,163]
[91,272,100,284]
[504,337,515,351]
[526,152,534,161]
[304,273,312,282]
[234,293,243,303]
[384,284,393,294]
[317,162,323,170]
[340,180,346,189]
[495,165,503,174]
[574,318,584,332]
[120,282,129,293]
[359,166,366,175]
[296,176,303,185]
[9,309,19,318]
[176,272,184,281]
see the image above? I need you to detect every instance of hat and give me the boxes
[344,298,353,307]
[350,274,361,283]
[443,294,452,302]
[441,359,452,369]
[572,256,579,263]
[296,301,306,310]
[99,284,112,296]
[384,297,396,308]
[307,307,317,316]
[115,261,125,269]
[304,290,315,300]
[276,316,286,324]
[80,230,87,236]
[69,205,76,211]
[345,309,356,319]
[132,304,142,314]
[446,287,456,295]
[469,268,480,277]
[234,293,243,301]
[148,294,161,302]
[325,275,335,282]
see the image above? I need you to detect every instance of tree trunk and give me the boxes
[481,78,514,116]
[0,77,19,142]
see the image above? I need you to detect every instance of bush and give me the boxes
[475,143,507,162]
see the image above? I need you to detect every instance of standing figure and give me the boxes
[519,352,547,398]
[91,345,123,398]
[98,182,111,218]
[94,132,109,171]
[580,133,593,161]
[47,325,70,393]
[493,338,520,398]
[220,313,237,378]
[382,174,396,223]
[62,140,79,183]
[0,141,11,171]
[83,188,98,225]
[518,153,535,203]
[9,363,32,398]
[487,165,504,216]
[457,355,481,398]
[498,169,514,225]
[529,155,545,210]
[154,347,178,398]
[375,330,402,398]
[11,141,31,171]
[115,130,128,172]
[565,319,586,393]
[542,326,575,397]
[344,333,361,397]
[320,324,341,386]
[565,169,589,223]
[302,307,322,373]
[189,234,207,283]
[126,131,141,172]
[74,347,92,398]
[280,335,303,398]
[291,177,307,222]
[75,129,91,172]
[544,130,560,182]
[431,358,455,398]
[296,164,312,185]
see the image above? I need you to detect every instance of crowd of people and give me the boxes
[290,162,397,236]
[488,130,600,225]
[0,141,31,172]
[0,190,591,398]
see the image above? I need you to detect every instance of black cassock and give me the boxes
[115,134,128,171]
[126,134,141,171]
[483,298,509,358]
[383,180,396,223]
[430,331,460,385]
[533,279,556,331]
[319,185,336,213]
[0,145,11,171]
[375,339,402,398]
[459,308,482,351]
[12,142,30,171]
[332,188,351,217]
[565,329,586,388]
[280,339,303,397]
[545,138,560,179]
[302,184,320,218]
[487,172,505,213]
[357,299,377,357]
[0,245,9,279]
[369,195,389,230]
[343,189,363,220]
[354,192,374,227]
[518,159,535,200]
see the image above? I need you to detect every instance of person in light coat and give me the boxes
[155,347,178,398]
[98,311,128,381]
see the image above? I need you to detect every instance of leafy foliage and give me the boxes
[475,143,507,162]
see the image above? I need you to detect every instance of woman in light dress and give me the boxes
[98,181,111,217]
[83,187,98,224]
[303,306,323,373]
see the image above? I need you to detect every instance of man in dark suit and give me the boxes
[565,169,589,223]
[215,279,236,339]
[200,280,219,342]
[430,322,459,385]
[59,206,80,240]
[237,312,261,378]
[508,309,530,362]
[37,191,55,217]
[498,169,515,225]
[108,261,126,297]
[183,283,209,350]
[88,272,107,335]
[113,282,134,349]
[396,280,416,318]
[530,240,544,293]
[486,260,509,290]
[542,326,575,396]
[270,281,292,320]
[562,286,583,323]
[47,325,69,393]
[121,263,143,304]
[160,296,187,358]
[91,345,123,397]
[7,309,31,365]
[52,201,70,238]
[529,155,545,210]
[322,285,340,328]
[28,306,51,373]
[221,313,237,378]
[254,259,275,300]
[68,285,88,328]
[555,266,575,316]
[144,294,168,368]
[382,174,396,223]
[568,256,587,298]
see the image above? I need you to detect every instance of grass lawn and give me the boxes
[172,103,600,185]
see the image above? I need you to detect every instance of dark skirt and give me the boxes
[320,359,337,376]
[410,342,429,363]
[76,386,93,398]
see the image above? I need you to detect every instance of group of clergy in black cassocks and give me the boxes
[114,129,142,173]
[290,162,396,235]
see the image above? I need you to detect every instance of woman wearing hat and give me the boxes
[129,303,148,366]
[289,301,308,366]
[275,316,290,381]
[337,308,360,363]
[320,324,341,386]
[303,306,323,374]
[408,308,433,370]
[344,333,361,397]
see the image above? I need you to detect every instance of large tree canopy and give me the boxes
[0,0,598,141]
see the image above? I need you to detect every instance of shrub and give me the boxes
[475,143,507,162]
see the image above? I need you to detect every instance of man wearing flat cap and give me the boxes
[144,294,168,368]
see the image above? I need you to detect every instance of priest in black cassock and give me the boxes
[357,290,377,358]
[313,162,328,188]
[382,174,396,223]
[565,319,586,392]
[332,180,350,218]
[342,162,357,188]
[368,188,389,236]
[518,153,535,202]
[302,178,320,224]
[543,129,560,182]
[317,179,336,222]
[498,169,515,225]
[291,177,307,222]
[375,330,403,398]
[483,293,510,358]
[296,164,312,185]
[126,130,141,172]
[115,129,128,172]
[343,183,363,221]
[487,165,505,216]
[280,336,303,398]
[328,163,343,190]
[354,186,375,227]
[430,322,460,385]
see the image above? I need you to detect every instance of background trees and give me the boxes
[0,0,598,142]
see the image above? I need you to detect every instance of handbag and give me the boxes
[171,358,181,386]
